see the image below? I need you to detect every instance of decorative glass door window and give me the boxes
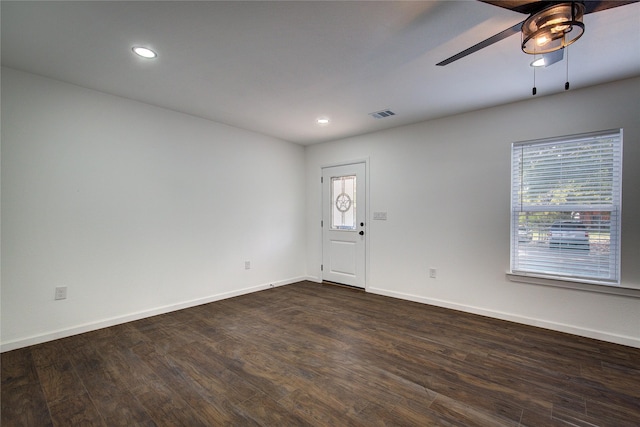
[331,175,356,230]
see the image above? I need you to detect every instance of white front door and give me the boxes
[322,163,366,288]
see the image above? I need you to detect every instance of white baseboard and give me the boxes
[6,278,636,352]
[0,276,306,353]
[367,287,640,349]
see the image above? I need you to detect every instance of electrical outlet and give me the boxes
[245,261,251,270]
[429,268,437,279]
[55,286,67,300]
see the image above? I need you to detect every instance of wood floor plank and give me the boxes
[520,408,576,427]
[82,377,155,426]
[98,342,165,392]
[580,359,640,398]
[356,400,457,427]
[234,393,312,426]
[48,392,106,426]
[30,340,69,369]
[428,393,519,427]
[585,398,640,426]
[70,344,156,426]
[277,387,364,426]
[2,281,639,426]
[417,371,525,424]
[207,336,322,401]
[551,406,608,427]
[1,347,39,388]
[130,377,211,426]
[134,341,263,425]
[36,358,87,404]
[134,343,256,425]
[0,382,53,427]
[164,341,260,405]
[350,328,553,414]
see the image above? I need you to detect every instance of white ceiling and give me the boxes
[2,1,639,145]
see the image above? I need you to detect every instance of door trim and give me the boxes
[320,158,370,290]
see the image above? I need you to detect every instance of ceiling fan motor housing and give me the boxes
[521,2,585,54]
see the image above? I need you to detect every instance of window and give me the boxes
[510,129,622,285]
[331,175,357,230]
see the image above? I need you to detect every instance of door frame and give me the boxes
[320,158,370,290]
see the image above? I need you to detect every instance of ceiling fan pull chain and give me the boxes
[532,63,537,96]
[565,47,570,91]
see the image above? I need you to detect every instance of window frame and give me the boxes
[509,129,623,287]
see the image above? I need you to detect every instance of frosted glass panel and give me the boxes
[331,175,356,230]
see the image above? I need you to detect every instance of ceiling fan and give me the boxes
[436,0,638,66]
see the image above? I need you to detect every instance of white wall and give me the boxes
[1,68,307,351]
[3,68,638,352]
[306,77,640,348]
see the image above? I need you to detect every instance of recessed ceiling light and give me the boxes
[317,117,330,125]
[132,46,157,59]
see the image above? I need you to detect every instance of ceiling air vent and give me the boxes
[369,109,396,119]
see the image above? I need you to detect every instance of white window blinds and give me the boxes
[510,129,622,285]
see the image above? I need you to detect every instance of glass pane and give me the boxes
[511,130,621,285]
[513,211,614,281]
[331,175,356,230]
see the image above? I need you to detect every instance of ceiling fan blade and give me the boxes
[479,0,546,14]
[481,0,639,14]
[436,21,523,66]
[582,0,639,14]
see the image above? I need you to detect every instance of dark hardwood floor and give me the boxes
[2,281,639,426]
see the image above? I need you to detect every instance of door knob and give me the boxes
[359,231,364,236]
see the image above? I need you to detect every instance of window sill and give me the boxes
[506,273,640,298]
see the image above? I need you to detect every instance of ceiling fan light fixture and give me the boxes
[530,57,546,67]
[521,2,584,55]
[530,49,565,68]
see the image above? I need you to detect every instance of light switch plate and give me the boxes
[373,212,387,220]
